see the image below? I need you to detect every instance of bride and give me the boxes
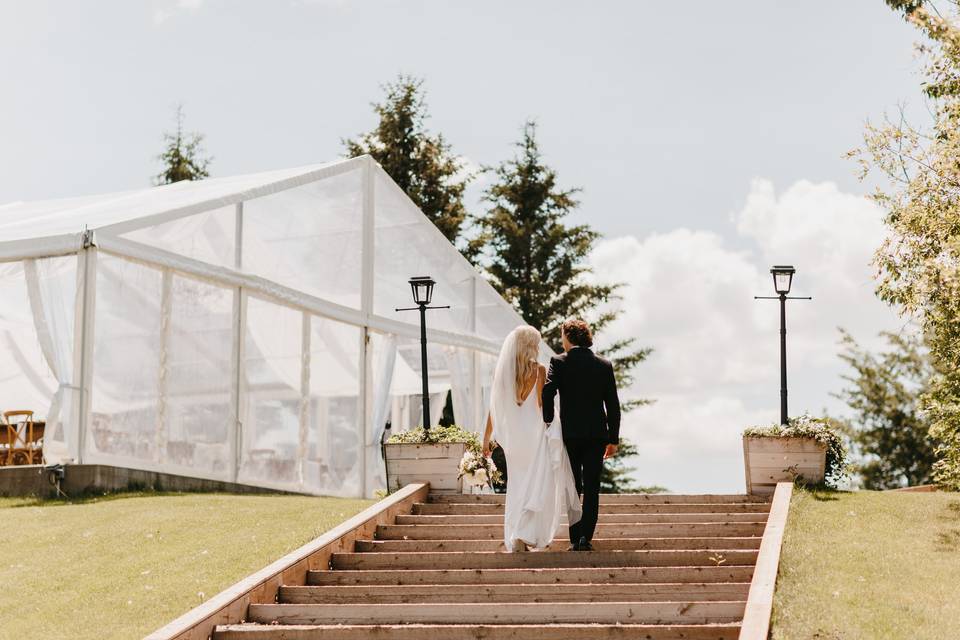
[482,326,582,552]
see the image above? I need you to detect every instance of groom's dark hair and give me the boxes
[562,318,593,348]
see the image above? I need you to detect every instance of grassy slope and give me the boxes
[772,489,960,640]
[0,492,371,640]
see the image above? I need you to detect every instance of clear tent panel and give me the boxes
[0,255,79,461]
[382,337,454,442]
[305,315,362,497]
[241,168,364,309]
[89,254,163,465]
[475,279,527,344]
[442,344,479,431]
[478,351,499,431]
[121,204,237,270]
[164,273,235,477]
[372,170,475,334]
[239,295,303,489]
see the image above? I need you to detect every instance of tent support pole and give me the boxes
[298,311,311,490]
[359,157,375,498]
[230,203,244,483]
[75,238,97,464]
[470,276,481,432]
[156,269,173,462]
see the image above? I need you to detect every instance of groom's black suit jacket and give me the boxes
[542,347,622,444]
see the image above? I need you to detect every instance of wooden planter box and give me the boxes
[384,442,466,494]
[743,436,826,495]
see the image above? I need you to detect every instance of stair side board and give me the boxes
[738,481,793,640]
[144,483,428,640]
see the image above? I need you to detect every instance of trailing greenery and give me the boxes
[743,414,850,488]
[154,104,211,185]
[835,328,939,489]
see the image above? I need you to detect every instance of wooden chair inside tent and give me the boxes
[0,413,8,466]
[2,410,44,465]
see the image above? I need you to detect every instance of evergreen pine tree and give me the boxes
[155,105,211,185]
[344,76,476,255]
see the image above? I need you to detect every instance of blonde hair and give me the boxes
[514,326,541,403]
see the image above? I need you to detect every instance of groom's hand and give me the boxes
[604,444,618,459]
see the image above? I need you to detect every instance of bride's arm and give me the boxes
[482,413,494,457]
[536,364,546,413]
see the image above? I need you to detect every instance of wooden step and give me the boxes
[215,622,743,639]
[246,601,747,625]
[428,493,767,504]
[279,582,752,604]
[308,565,755,586]
[377,522,766,540]
[413,502,771,515]
[331,550,758,570]
[395,513,768,525]
[356,536,762,552]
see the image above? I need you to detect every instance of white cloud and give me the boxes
[291,0,353,9]
[153,0,205,25]
[592,178,899,493]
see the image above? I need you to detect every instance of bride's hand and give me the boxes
[482,441,492,458]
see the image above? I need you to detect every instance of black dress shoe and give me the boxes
[577,536,593,551]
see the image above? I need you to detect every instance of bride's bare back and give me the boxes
[516,365,546,408]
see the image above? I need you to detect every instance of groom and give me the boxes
[542,318,622,551]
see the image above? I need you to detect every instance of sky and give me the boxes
[0,0,931,492]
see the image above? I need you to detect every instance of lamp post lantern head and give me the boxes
[770,265,795,296]
[409,276,435,306]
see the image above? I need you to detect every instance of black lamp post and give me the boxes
[755,265,812,425]
[396,276,449,436]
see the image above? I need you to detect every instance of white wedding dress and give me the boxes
[489,330,582,551]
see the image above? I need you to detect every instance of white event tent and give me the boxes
[0,155,536,497]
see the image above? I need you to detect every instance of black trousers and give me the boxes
[564,439,607,544]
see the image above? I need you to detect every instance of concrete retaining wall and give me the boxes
[0,464,284,499]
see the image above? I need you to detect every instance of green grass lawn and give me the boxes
[772,489,960,640]
[0,492,372,640]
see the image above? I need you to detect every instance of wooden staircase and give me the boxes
[214,492,772,639]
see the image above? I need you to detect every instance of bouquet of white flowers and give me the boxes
[458,449,501,487]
